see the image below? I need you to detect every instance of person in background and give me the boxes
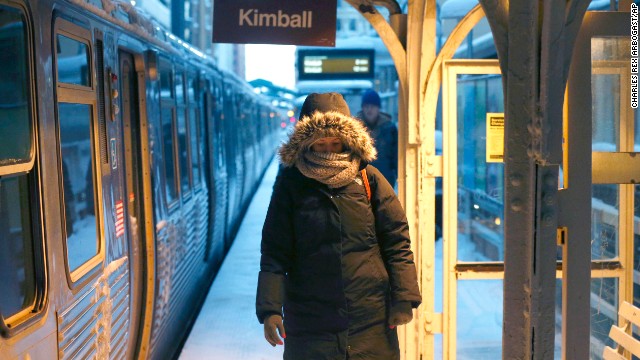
[356,89,398,189]
[256,92,421,360]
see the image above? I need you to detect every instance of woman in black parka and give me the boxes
[256,93,421,360]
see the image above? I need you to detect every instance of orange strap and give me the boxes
[360,169,371,201]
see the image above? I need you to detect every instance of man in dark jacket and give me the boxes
[256,93,421,360]
[356,89,398,188]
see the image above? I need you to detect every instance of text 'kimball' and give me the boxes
[238,9,313,28]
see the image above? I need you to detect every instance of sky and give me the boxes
[245,44,296,90]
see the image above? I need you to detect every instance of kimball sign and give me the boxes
[213,0,337,46]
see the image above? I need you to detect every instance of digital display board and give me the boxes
[297,49,375,80]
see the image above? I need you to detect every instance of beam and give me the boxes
[478,0,589,358]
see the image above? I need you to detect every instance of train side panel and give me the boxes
[0,0,279,359]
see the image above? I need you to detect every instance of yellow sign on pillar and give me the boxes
[486,113,505,163]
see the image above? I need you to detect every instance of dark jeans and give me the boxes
[283,327,399,360]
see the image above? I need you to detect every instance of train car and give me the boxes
[0,0,280,359]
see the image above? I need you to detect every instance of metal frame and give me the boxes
[566,13,636,359]
[590,48,637,339]
[443,59,502,360]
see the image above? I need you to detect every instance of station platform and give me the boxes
[178,159,283,360]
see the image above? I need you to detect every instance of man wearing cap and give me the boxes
[356,89,398,188]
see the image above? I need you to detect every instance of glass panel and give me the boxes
[58,103,98,271]
[159,59,173,99]
[590,277,618,359]
[56,35,90,86]
[591,184,619,260]
[0,7,30,167]
[457,280,502,359]
[189,107,200,186]
[161,107,177,203]
[448,18,496,60]
[457,74,505,262]
[591,73,619,151]
[591,37,629,151]
[177,107,190,194]
[188,72,197,103]
[175,70,184,104]
[0,175,35,318]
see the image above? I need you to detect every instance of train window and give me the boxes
[159,60,173,99]
[53,19,103,284]
[175,69,185,104]
[58,103,99,271]
[177,104,190,195]
[159,57,178,205]
[189,107,200,186]
[0,7,31,170]
[161,108,178,204]
[187,72,200,187]
[56,35,90,87]
[175,68,190,195]
[187,73,197,103]
[0,175,36,318]
[0,5,45,331]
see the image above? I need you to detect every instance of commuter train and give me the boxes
[0,0,282,359]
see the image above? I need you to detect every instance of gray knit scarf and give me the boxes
[296,151,360,188]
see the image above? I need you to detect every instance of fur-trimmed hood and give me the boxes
[279,111,377,167]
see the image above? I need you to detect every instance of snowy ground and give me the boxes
[67,215,98,270]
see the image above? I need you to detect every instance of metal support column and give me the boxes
[478,0,590,358]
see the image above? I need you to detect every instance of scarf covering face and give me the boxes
[296,151,360,188]
[279,110,377,171]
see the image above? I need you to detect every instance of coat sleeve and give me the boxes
[368,165,422,308]
[256,169,295,323]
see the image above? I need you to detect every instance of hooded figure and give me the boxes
[356,89,398,188]
[256,93,421,360]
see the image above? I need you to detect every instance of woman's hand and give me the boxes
[388,302,413,329]
[264,314,286,346]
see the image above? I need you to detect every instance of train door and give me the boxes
[53,18,112,360]
[439,59,505,359]
[118,50,146,359]
[565,11,639,359]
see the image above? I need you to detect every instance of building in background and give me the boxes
[135,0,245,78]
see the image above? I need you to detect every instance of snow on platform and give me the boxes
[179,158,283,360]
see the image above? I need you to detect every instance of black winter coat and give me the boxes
[256,163,421,359]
